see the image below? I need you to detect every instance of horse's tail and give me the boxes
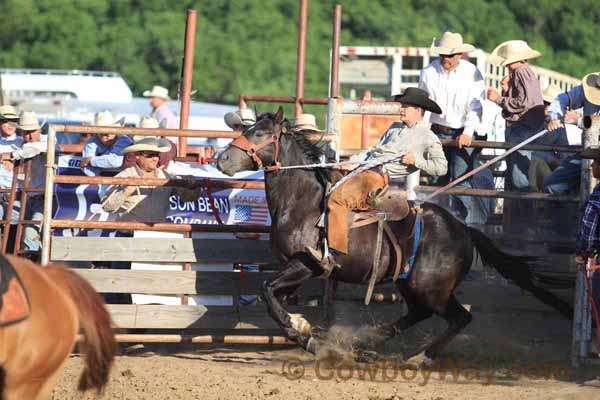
[45,265,115,392]
[466,226,573,319]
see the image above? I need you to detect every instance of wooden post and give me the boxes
[13,159,32,254]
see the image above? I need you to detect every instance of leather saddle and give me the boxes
[0,254,31,327]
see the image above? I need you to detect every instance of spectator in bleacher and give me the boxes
[0,106,22,226]
[419,31,494,225]
[10,112,48,255]
[80,111,132,175]
[486,40,545,191]
[101,136,200,223]
[528,85,570,191]
[224,108,256,131]
[543,72,600,195]
[143,85,178,129]
[123,117,176,170]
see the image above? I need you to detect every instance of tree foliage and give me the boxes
[0,0,597,106]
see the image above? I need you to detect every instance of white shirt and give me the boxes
[419,59,485,137]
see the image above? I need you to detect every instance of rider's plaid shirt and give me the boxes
[576,183,600,257]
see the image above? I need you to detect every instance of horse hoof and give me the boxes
[305,337,317,354]
[402,352,435,370]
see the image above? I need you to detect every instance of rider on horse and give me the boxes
[305,88,448,271]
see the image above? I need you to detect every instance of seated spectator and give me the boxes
[11,112,48,255]
[0,106,22,227]
[224,108,256,131]
[80,111,132,175]
[101,136,200,223]
[543,72,599,195]
[123,117,176,170]
[0,105,23,147]
[528,85,570,191]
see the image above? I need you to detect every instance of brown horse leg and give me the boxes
[261,258,316,350]
[405,295,472,366]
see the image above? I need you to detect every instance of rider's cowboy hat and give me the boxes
[224,109,256,130]
[142,85,170,100]
[292,113,324,132]
[93,110,124,127]
[542,84,563,104]
[393,88,442,114]
[18,111,44,131]
[0,105,19,121]
[122,136,171,154]
[489,40,541,67]
[582,72,600,106]
[430,32,474,55]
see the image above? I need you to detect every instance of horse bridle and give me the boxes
[229,124,283,172]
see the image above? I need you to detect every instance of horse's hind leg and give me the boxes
[262,258,316,350]
[313,278,337,337]
[418,295,472,365]
[377,283,433,339]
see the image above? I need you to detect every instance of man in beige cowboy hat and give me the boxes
[224,108,256,131]
[143,85,178,129]
[123,116,176,170]
[420,31,492,224]
[305,88,447,270]
[542,72,600,195]
[0,105,23,148]
[102,136,199,223]
[80,110,132,174]
[486,40,545,191]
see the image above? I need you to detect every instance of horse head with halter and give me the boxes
[217,107,290,176]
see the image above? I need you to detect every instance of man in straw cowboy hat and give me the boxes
[123,116,177,170]
[143,85,178,129]
[305,88,447,269]
[420,31,493,224]
[101,136,200,224]
[542,72,600,195]
[80,110,132,174]
[486,40,545,191]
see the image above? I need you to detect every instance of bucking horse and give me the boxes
[217,108,572,365]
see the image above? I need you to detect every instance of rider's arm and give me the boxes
[413,137,448,177]
[548,86,584,121]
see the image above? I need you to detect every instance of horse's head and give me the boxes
[217,107,289,176]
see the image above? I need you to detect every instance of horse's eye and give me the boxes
[254,130,264,137]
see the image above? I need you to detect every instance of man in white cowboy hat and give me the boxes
[143,85,178,129]
[486,40,545,192]
[0,105,23,148]
[123,116,177,170]
[419,31,492,224]
[305,88,447,270]
[0,105,23,228]
[80,110,133,175]
[527,84,571,191]
[224,108,256,131]
[101,136,199,223]
[542,72,600,195]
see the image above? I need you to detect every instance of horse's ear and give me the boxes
[274,106,285,125]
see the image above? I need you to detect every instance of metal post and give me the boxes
[326,97,343,163]
[179,9,197,157]
[13,159,32,254]
[40,126,57,266]
[295,0,308,116]
[1,163,20,253]
[329,4,342,98]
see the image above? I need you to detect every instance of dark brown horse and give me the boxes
[217,108,572,364]
[0,255,115,399]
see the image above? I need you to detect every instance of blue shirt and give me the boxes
[576,183,600,257]
[82,135,132,171]
[548,85,600,121]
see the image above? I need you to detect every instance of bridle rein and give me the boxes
[229,123,284,172]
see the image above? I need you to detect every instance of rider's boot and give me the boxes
[304,246,340,274]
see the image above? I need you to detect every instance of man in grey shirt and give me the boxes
[306,88,447,268]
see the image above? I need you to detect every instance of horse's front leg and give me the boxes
[261,257,318,352]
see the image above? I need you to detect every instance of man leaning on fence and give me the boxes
[419,31,494,225]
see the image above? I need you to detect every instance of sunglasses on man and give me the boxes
[139,152,160,158]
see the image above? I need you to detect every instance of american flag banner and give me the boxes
[232,204,270,225]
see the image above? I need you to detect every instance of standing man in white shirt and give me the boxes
[419,31,493,225]
[143,85,178,129]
